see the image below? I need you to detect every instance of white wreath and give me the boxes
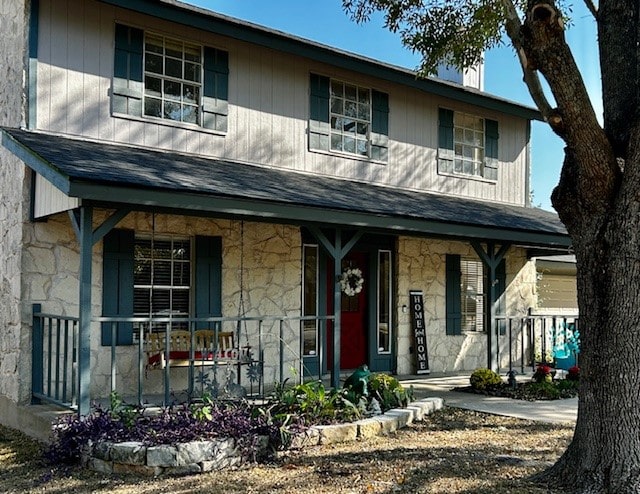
[339,267,364,297]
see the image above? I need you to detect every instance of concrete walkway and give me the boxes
[399,374,578,424]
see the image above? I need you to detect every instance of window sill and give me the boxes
[437,170,497,184]
[112,112,227,137]
[309,146,388,165]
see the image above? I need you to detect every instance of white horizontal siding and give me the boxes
[36,0,528,206]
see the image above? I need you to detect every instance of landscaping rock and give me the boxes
[289,428,320,449]
[372,414,398,434]
[87,457,113,474]
[164,464,202,476]
[112,463,161,477]
[110,442,146,465]
[386,409,413,428]
[93,440,112,461]
[316,423,357,444]
[147,445,178,467]
[355,418,383,438]
[177,441,214,465]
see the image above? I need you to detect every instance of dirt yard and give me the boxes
[0,408,573,493]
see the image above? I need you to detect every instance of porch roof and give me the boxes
[2,127,570,250]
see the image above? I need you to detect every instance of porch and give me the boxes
[31,307,578,413]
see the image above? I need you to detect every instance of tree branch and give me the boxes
[500,0,555,122]
[523,0,617,213]
[583,0,598,19]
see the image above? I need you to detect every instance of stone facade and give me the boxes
[395,237,536,375]
[20,210,302,400]
[0,0,30,421]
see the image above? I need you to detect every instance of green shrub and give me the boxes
[367,373,414,412]
[527,381,561,400]
[470,368,503,391]
[267,380,361,425]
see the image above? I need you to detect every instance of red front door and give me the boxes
[327,252,368,370]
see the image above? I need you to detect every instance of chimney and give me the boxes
[436,58,484,91]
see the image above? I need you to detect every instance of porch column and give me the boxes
[472,241,510,372]
[78,205,94,415]
[309,227,363,388]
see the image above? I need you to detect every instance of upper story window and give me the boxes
[144,35,202,125]
[309,73,389,162]
[112,24,229,132]
[330,80,370,157]
[438,108,499,181]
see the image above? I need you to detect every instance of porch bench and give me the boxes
[146,330,239,369]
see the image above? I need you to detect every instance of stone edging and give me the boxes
[83,397,444,476]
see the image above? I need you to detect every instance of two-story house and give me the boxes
[0,0,570,433]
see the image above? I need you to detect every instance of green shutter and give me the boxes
[371,90,389,162]
[495,258,507,336]
[101,229,134,346]
[113,24,143,117]
[438,108,454,173]
[484,119,499,180]
[446,254,462,336]
[202,47,229,132]
[195,236,222,329]
[309,73,330,151]
[438,108,454,150]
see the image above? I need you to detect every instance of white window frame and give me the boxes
[133,235,192,337]
[453,112,485,178]
[460,258,485,332]
[329,79,372,158]
[143,33,203,126]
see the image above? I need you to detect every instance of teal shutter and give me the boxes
[446,254,462,336]
[371,90,389,162]
[195,236,222,329]
[309,73,330,151]
[202,47,229,132]
[101,229,134,346]
[438,108,454,173]
[484,119,499,180]
[495,259,507,335]
[113,24,143,117]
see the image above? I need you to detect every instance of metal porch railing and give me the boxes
[31,305,333,411]
[495,313,580,375]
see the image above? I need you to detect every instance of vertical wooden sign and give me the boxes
[409,290,430,374]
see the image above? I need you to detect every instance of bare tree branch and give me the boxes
[583,0,598,19]
[499,0,554,121]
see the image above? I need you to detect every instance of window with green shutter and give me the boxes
[113,23,228,132]
[101,230,222,345]
[309,73,389,162]
[438,108,499,180]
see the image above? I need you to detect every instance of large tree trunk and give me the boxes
[530,2,640,487]
[520,1,640,491]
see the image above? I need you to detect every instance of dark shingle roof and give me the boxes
[2,128,568,248]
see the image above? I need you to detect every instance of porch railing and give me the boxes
[495,313,579,374]
[32,305,333,411]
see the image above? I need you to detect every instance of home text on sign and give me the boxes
[409,290,430,374]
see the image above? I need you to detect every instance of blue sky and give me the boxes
[191,0,600,211]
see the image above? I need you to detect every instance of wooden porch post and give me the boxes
[309,227,363,388]
[78,205,93,415]
[472,242,510,372]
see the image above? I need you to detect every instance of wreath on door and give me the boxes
[340,267,364,297]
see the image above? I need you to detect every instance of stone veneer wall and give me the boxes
[20,210,302,401]
[0,0,31,423]
[395,237,536,375]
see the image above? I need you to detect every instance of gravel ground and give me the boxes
[0,408,573,494]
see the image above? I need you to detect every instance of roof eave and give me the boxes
[69,180,571,249]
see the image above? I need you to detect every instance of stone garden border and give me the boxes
[83,397,444,477]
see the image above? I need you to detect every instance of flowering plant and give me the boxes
[567,365,580,381]
[533,364,553,383]
[339,267,364,297]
